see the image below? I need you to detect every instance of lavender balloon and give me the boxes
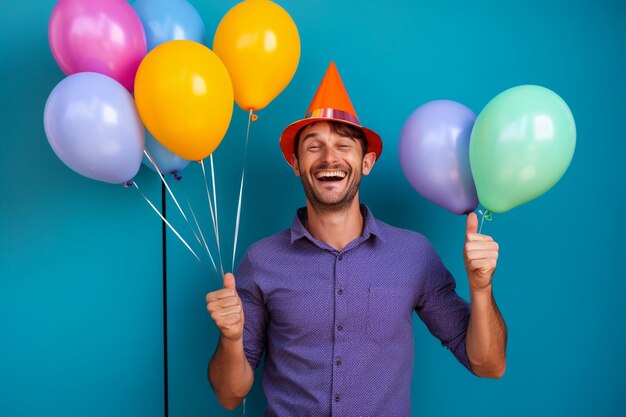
[398,100,478,215]
[44,72,145,184]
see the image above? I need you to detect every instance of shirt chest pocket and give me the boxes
[366,286,413,343]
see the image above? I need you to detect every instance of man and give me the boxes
[206,62,507,416]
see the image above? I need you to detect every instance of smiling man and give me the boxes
[206,62,507,417]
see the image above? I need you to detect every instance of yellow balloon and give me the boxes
[213,0,300,111]
[134,40,234,160]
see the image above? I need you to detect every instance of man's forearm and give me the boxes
[466,285,507,378]
[208,336,254,410]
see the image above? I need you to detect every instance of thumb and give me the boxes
[466,212,478,237]
[223,272,236,289]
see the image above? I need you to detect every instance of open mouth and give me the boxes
[314,170,347,182]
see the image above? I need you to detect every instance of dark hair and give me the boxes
[294,121,368,157]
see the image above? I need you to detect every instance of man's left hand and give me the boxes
[464,212,499,291]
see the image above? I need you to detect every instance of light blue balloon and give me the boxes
[44,72,145,184]
[132,0,205,50]
[142,132,191,175]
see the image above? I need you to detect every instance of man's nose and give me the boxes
[321,145,339,163]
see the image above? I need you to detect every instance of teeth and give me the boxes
[315,171,347,179]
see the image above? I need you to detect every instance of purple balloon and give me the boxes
[398,100,478,215]
[48,0,147,92]
[44,72,145,184]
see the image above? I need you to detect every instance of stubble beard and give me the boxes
[299,162,362,213]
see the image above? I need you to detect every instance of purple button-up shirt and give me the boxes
[236,205,473,417]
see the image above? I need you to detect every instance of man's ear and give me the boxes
[291,154,301,176]
[362,152,376,175]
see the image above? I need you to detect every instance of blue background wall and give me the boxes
[1,0,625,416]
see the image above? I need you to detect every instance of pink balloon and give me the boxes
[48,0,147,92]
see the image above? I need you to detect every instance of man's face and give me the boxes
[291,122,376,211]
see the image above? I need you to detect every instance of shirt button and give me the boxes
[337,254,343,261]
[337,324,343,331]
[336,359,342,366]
[338,288,344,295]
[335,395,341,402]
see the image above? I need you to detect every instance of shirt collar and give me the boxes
[290,204,384,244]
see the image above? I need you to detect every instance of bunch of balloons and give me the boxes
[398,85,576,215]
[44,0,301,182]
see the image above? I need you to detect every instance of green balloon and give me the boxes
[469,85,576,213]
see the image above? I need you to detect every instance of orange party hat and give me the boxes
[279,62,382,165]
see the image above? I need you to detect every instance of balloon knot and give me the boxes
[250,113,259,122]
[123,181,134,189]
[479,209,493,221]
[173,173,183,182]
[477,209,492,234]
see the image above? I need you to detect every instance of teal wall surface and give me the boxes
[1,1,625,416]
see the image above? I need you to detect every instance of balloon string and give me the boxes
[478,209,493,234]
[199,160,218,246]
[210,155,225,276]
[200,159,224,277]
[144,148,212,265]
[232,109,254,272]
[174,176,218,274]
[127,181,203,265]
[209,155,221,247]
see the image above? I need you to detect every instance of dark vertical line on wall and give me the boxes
[161,181,169,417]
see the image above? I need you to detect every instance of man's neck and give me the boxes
[304,198,364,251]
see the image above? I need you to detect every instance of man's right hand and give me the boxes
[206,273,244,341]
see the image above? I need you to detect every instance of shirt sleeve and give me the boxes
[235,250,268,371]
[415,241,474,373]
